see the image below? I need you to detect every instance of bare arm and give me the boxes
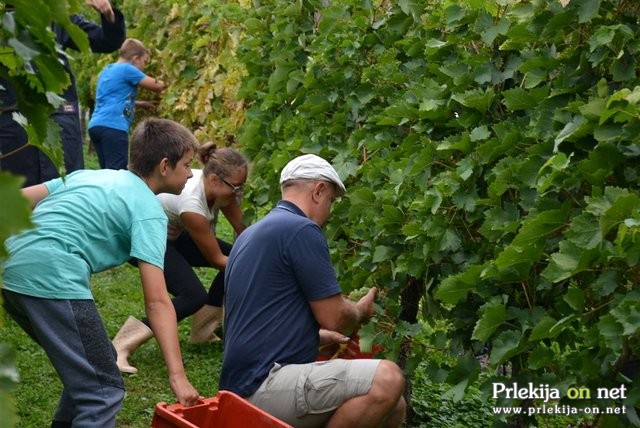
[138,76,166,92]
[309,288,377,333]
[135,100,159,110]
[85,0,115,23]
[181,212,228,270]
[22,184,50,208]
[138,261,199,406]
[220,200,246,235]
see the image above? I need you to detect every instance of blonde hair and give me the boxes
[120,38,149,61]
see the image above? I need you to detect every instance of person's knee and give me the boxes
[370,360,405,402]
[111,385,126,405]
[194,287,208,305]
[180,284,208,308]
[181,292,208,318]
[378,360,405,391]
[72,384,125,425]
[101,384,126,415]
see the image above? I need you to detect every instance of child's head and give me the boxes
[199,142,248,198]
[129,118,199,178]
[120,38,149,70]
[199,143,248,181]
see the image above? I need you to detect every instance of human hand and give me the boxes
[167,224,183,241]
[86,0,115,23]
[169,374,200,407]
[318,329,359,359]
[355,287,377,323]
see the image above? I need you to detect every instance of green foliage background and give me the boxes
[4,0,640,426]
[102,0,640,425]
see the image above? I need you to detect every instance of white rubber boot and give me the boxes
[112,316,153,374]
[189,305,223,344]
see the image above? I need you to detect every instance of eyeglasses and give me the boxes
[221,177,244,193]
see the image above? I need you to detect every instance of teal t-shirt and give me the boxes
[2,169,167,299]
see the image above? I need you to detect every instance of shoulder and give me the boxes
[251,205,321,246]
[99,62,127,77]
[108,62,144,77]
[99,63,117,75]
[117,62,142,73]
[123,174,165,216]
[275,203,318,232]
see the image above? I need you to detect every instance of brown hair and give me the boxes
[198,142,248,179]
[129,118,199,177]
[120,38,149,61]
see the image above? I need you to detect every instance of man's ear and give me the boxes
[158,158,170,176]
[311,181,326,202]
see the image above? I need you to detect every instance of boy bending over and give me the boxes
[2,118,199,427]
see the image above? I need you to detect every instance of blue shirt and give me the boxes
[219,200,341,397]
[2,169,167,300]
[88,62,146,132]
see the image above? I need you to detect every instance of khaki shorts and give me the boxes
[247,359,381,428]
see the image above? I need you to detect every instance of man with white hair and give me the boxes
[220,154,406,427]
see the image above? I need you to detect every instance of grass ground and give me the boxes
[4,263,225,428]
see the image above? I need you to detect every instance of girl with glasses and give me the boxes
[111,142,249,374]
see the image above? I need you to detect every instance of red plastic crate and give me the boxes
[151,390,291,428]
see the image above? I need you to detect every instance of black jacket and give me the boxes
[0,9,126,110]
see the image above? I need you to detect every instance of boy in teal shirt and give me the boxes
[2,118,199,427]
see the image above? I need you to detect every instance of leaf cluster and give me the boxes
[225,0,640,424]
[34,0,640,425]
[0,0,91,169]
[76,0,250,146]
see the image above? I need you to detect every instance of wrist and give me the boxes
[354,304,365,324]
[168,370,187,381]
[103,9,116,24]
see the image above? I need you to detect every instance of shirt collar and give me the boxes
[275,200,307,217]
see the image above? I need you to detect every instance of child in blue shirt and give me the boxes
[2,118,200,427]
[88,38,165,170]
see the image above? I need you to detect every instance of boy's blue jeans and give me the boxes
[2,289,125,427]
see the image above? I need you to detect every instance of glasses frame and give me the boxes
[221,177,244,193]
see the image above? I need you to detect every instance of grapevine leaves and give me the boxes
[225,1,640,419]
[73,0,640,423]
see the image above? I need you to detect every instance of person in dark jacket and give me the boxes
[0,0,126,187]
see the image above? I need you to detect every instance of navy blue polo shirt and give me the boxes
[220,200,341,397]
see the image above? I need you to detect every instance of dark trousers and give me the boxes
[159,231,231,322]
[89,126,129,170]
[0,111,84,187]
[2,289,125,427]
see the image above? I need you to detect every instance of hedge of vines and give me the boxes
[50,0,640,425]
